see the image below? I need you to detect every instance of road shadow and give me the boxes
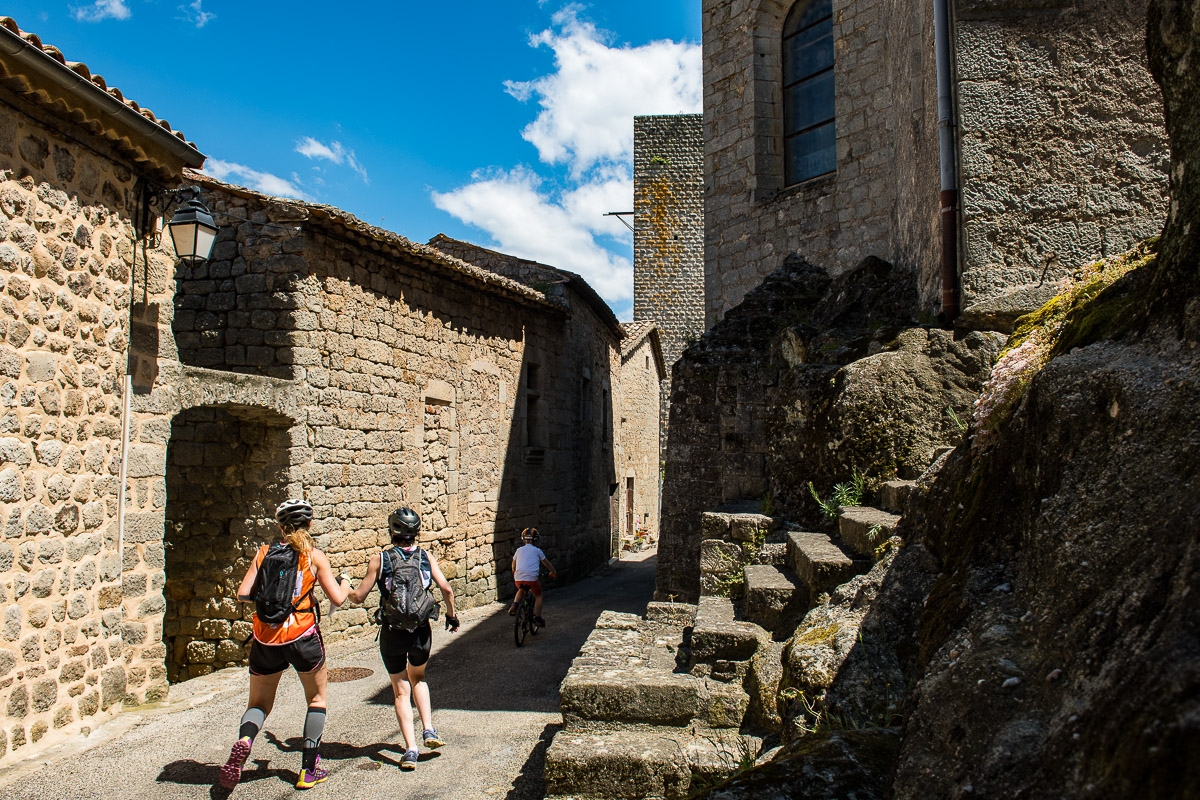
[506,722,560,800]
[156,757,290,798]
[156,730,443,796]
[355,557,658,715]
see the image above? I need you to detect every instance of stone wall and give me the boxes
[162,405,293,682]
[0,93,159,757]
[616,330,663,544]
[954,0,1169,329]
[658,256,1000,603]
[165,182,622,630]
[702,0,939,326]
[701,0,1166,330]
[633,115,705,456]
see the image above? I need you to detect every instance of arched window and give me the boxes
[783,0,835,185]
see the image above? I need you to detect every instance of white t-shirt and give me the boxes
[513,544,546,582]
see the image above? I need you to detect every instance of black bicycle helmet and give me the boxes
[275,498,313,528]
[389,507,421,541]
[521,527,539,543]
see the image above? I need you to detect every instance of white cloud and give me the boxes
[504,7,702,177]
[296,136,369,184]
[71,0,131,22]
[202,159,312,201]
[433,10,699,306]
[179,0,215,28]
[433,167,632,302]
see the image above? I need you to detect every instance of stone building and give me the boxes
[0,16,204,756]
[428,236,665,549]
[616,320,666,546]
[652,0,1170,602]
[0,19,657,763]
[701,0,1168,329]
[632,115,704,447]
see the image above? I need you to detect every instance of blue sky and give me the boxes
[5,1,702,319]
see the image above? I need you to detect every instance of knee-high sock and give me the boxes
[239,707,266,742]
[302,707,326,771]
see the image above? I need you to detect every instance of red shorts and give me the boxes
[515,580,542,596]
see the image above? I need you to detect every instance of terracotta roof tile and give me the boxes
[620,320,656,355]
[0,15,195,147]
[620,320,667,376]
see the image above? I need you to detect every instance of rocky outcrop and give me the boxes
[658,256,1003,602]
[777,543,937,745]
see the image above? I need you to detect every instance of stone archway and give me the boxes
[161,404,297,682]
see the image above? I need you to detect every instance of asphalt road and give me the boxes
[0,553,657,800]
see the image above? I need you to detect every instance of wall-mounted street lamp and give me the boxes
[165,196,218,264]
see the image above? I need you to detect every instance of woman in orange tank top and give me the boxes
[218,498,352,791]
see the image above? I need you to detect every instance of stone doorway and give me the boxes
[162,404,297,682]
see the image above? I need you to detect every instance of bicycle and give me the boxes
[513,588,538,647]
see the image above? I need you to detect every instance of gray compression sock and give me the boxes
[302,707,326,771]
[238,707,266,741]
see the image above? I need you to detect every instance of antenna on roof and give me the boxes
[604,211,634,233]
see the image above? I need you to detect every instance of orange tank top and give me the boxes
[251,545,319,645]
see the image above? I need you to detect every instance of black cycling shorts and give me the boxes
[379,622,432,673]
[248,629,326,676]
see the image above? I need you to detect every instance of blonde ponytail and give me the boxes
[281,523,315,553]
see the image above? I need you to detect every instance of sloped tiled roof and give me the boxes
[0,17,203,176]
[186,171,561,313]
[428,234,624,339]
[620,320,666,377]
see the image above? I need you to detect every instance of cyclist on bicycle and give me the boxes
[508,527,556,627]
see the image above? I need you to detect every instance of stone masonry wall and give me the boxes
[164,183,620,635]
[954,0,1169,329]
[0,97,152,758]
[162,405,293,682]
[633,115,705,453]
[703,0,940,326]
[617,334,662,544]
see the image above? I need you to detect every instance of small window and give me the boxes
[525,363,542,448]
[645,354,650,371]
[783,0,835,185]
[581,376,593,422]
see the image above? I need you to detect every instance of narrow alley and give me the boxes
[0,554,657,800]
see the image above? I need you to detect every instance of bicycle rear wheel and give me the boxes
[514,601,529,647]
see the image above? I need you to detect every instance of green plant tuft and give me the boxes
[809,468,867,520]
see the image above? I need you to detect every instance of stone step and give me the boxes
[743,564,809,633]
[560,608,744,730]
[699,538,747,597]
[560,667,702,728]
[701,510,779,543]
[544,726,692,799]
[838,505,901,558]
[544,725,762,800]
[645,601,697,627]
[878,479,917,513]
[786,530,857,595]
[690,596,767,665]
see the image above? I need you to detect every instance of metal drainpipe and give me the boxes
[934,0,960,322]
[117,187,147,558]
[116,373,131,557]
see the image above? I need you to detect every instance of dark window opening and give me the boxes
[783,0,836,185]
[525,363,542,449]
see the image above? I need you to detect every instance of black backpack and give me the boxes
[252,543,315,625]
[377,547,439,631]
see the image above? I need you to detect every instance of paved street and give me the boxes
[0,553,657,800]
